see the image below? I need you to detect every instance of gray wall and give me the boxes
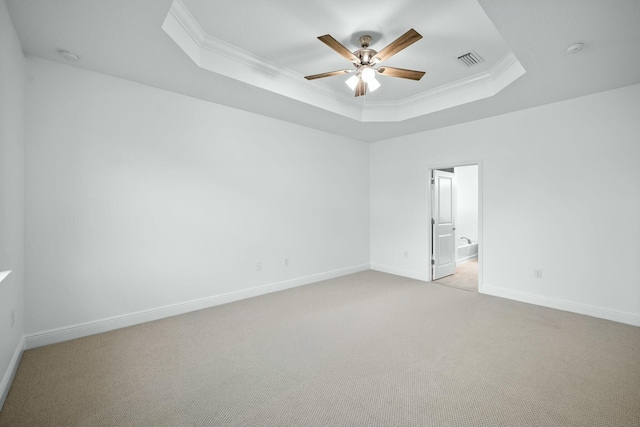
[370,83,640,325]
[0,0,25,408]
[24,58,370,341]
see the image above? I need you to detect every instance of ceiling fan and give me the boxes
[304,29,426,97]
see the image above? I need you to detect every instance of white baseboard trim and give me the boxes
[0,336,24,411]
[24,264,370,350]
[370,264,429,282]
[482,285,640,327]
[456,254,477,266]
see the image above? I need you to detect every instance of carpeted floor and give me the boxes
[433,258,478,292]
[1,270,639,426]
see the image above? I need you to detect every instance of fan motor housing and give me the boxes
[354,35,377,65]
[354,48,377,65]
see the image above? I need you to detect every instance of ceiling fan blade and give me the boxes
[304,69,352,80]
[373,28,422,63]
[355,79,366,97]
[377,67,425,81]
[318,34,359,63]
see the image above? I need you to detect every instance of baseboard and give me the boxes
[482,285,640,327]
[370,264,429,282]
[0,336,24,411]
[456,255,477,266]
[24,264,370,349]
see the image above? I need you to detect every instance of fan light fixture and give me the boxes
[345,74,359,90]
[344,67,381,93]
[361,67,376,83]
[360,67,380,92]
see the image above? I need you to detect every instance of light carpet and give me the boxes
[1,270,639,426]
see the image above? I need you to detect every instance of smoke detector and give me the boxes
[566,43,584,54]
[58,49,79,62]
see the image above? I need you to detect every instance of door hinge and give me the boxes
[431,259,435,265]
[431,218,435,225]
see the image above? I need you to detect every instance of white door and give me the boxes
[432,170,456,280]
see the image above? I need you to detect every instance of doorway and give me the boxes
[429,163,480,292]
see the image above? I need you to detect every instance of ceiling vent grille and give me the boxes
[458,51,484,67]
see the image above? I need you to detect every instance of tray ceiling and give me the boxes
[164,0,525,121]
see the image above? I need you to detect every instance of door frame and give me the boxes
[426,160,483,291]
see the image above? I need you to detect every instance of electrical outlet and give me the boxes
[256,262,262,271]
[11,310,15,327]
[534,269,543,279]
[284,258,289,267]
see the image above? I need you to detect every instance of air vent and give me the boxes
[457,51,484,67]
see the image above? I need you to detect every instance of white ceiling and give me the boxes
[6,0,640,142]
[179,0,513,98]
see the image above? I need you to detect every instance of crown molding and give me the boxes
[162,0,525,123]
[362,52,526,122]
[162,0,363,121]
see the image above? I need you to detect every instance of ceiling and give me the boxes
[161,0,524,123]
[6,0,640,142]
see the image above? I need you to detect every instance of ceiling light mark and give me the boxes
[58,49,79,62]
[566,43,584,54]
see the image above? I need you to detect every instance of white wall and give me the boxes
[0,0,25,408]
[24,58,370,343]
[371,83,640,325]
[454,165,478,245]
[12,39,640,355]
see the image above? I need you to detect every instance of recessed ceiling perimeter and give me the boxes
[163,0,525,122]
